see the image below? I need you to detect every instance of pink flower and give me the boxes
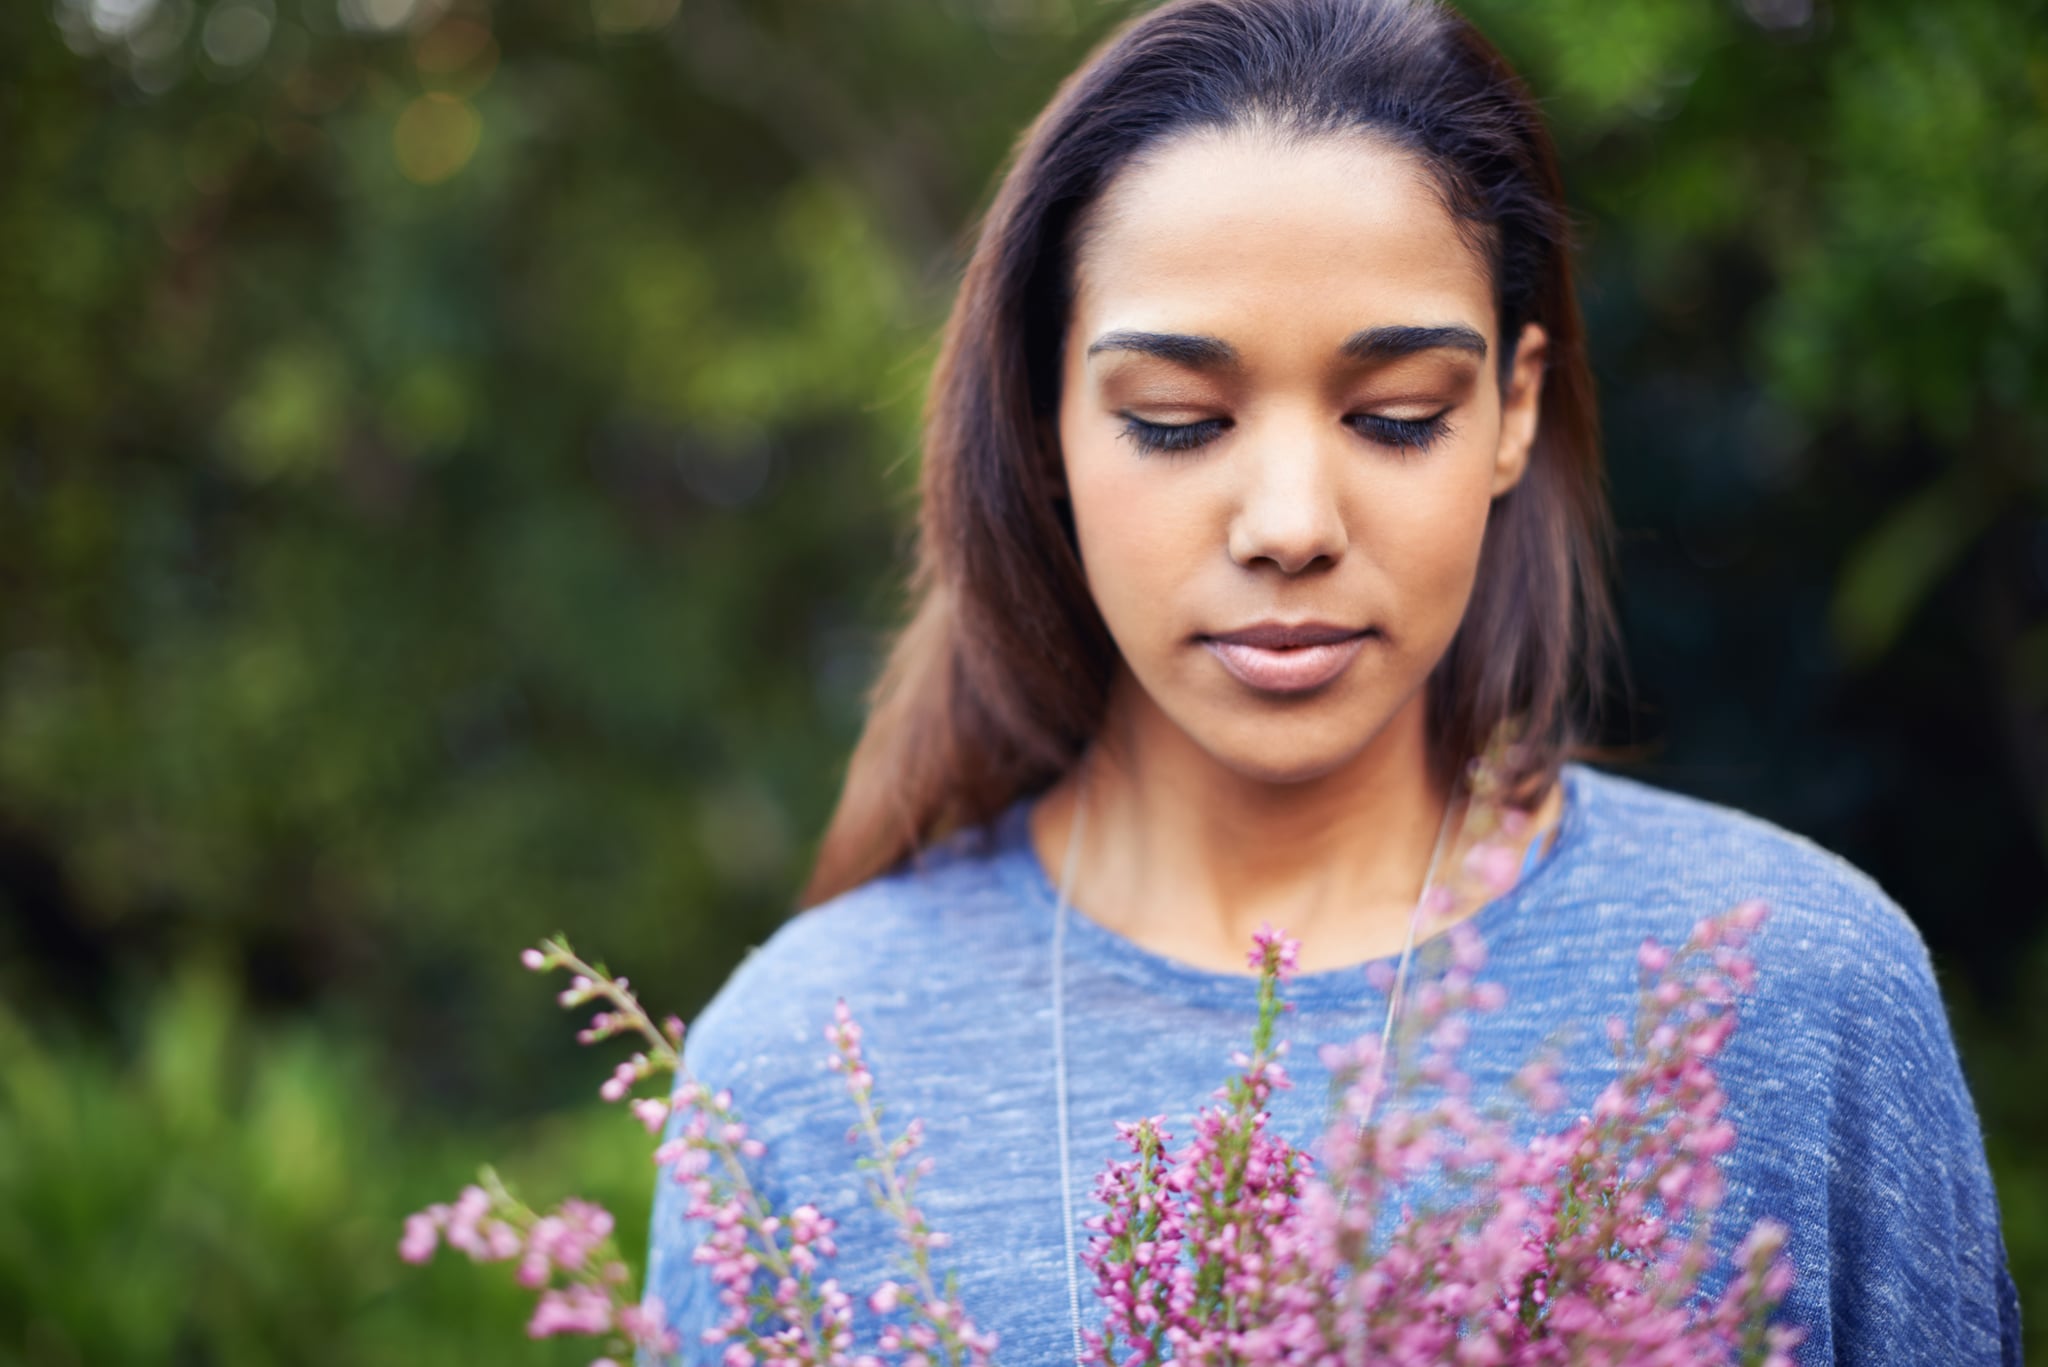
[1248,924,1300,980]
[398,1211,439,1264]
[526,1283,612,1338]
[620,1294,680,1353]
[631,1097,670,1133]
[1462,838,1521,895]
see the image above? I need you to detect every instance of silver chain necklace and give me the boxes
[1047,769,1464,1367]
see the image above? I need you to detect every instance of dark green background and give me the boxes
[2,0,2043,1361]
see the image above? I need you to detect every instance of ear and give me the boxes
[1489,321,1549,498]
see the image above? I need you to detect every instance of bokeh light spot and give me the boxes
[392,92,480,185]
[412,16,495,78]
[85,0,157,38]
[591,0,678,37]
[338,0,430,34]
[201,0,274,69]
[1742,0,1815,31]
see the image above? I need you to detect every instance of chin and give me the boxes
[1185,712,1386,788]
[1108,656,1412,786]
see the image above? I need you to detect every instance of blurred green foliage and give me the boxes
[0,959,656,1364]
[0,0,2043,1361]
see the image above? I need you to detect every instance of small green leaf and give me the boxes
[1830,469,1993,666]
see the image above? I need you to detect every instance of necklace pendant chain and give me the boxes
[1047,770,1463,1367]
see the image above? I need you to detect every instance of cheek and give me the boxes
[1366,458,1498,625]
[1064,445,1208,626]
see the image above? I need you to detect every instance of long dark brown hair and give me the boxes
[800,0,1628,909]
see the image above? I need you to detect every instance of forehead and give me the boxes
[1069,127,1496,352]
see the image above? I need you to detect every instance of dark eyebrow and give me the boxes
[1085,330,1240,369]
[1084,323,1487,370]
[1339,324,1488,363]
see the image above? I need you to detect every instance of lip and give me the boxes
[1199,621,1378,694]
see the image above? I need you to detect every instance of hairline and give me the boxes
[1059,119,1516,401]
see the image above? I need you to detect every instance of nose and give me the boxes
[1225,422,1349,575]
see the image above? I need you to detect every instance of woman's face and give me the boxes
[1055,127,1548,784]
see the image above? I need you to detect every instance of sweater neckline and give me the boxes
[992,761,1596,1011]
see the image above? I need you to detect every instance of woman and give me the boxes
[645,1,2021,1362]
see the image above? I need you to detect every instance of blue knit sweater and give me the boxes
[643,762,2022,1365]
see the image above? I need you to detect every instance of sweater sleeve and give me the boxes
[1822,927,2022,1365]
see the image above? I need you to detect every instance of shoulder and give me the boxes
[678,807,1043,1109]
[1564,762,1935,994]
[1563,764,1991,1162]
[1568,770,2016,1362]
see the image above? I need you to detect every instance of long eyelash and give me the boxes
[1117,415,1227,456]
[1351,411,1452,456]
[1116,411,1454,458]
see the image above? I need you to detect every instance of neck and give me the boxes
[1031,668,1497,975]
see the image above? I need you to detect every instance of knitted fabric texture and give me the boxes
[643,762,2023,1365]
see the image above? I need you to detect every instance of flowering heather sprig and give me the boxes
[527,930,860,1367]
[826,1000,999,1367]
[400,937,688,1366]
[1080,925,1317,1367]
[1083,903,1804,1367]
[405,934,997,1367]
[1081,1114,1184,1365]
[400,1167,678,1363]
[658,1074,861,1367]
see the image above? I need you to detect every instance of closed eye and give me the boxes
[1117,414,1228,456]
[1115,410,1454,458]
[1350,410,1452,456]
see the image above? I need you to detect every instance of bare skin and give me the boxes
[1028,125,1565,976]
